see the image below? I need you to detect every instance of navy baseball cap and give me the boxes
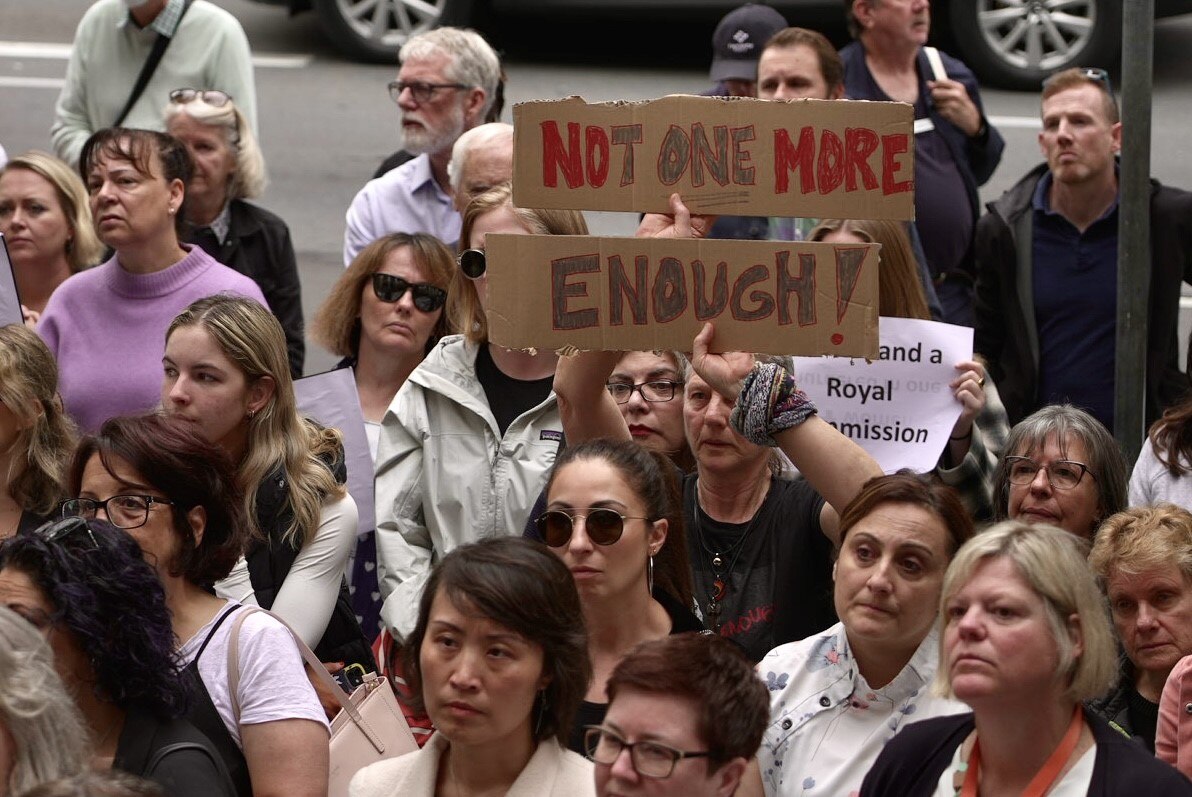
[709,3,789,83]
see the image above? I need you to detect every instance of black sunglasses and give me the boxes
[32,516,99,550]
[536,508,649,548]
[457,249,486,280]
[371,273,447,312]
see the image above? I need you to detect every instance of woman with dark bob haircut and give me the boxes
[0,518,234,796]
[746,471,976,796]
[352,536,596,796]
[63,412,330,797]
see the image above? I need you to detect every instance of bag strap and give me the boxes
[193,603,239,664]
[224,606,387,749]
[113,0,194,127]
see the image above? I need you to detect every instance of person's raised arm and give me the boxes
[690,322,882,547]
[553,349,631,445]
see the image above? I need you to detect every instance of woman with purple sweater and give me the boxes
[36,128,265,432]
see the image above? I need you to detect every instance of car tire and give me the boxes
[947,0,1121,90]
[311,0,480,63]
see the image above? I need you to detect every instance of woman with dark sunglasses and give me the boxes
[374,183,587,644]
[164,91,305,378]
[160,294,374,677]
[0,517,237,797]
[312,232,455,642]
[538,437,701,754]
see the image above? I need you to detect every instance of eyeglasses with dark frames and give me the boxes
[59,495,175,531]
[584,725,711,779]
[370,273,448,312]
[33,516,101,549]
[169,88,233,107]
[536,508,649,548]
[1004,456,1097,490]
[606,380,683,405]
[387,80,468,104]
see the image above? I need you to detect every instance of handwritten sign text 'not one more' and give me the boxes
[512,95,915,220]
[483,234,880,358]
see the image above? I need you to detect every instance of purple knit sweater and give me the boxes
[38,245,268,432]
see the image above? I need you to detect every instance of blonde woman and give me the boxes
[0,324,76,539]
[0,151,103,322]
[161,294,372,671]
[374,183,587,642]
[164,90,304,377]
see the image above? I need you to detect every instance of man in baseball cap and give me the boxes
[707,3,788,97]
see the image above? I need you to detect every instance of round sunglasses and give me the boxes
[371,273,447,312]
[536,508,649,548]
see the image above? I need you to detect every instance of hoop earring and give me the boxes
[647,554,655,596]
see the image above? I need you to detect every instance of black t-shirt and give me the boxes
[683,474,836,663]
[1126,687,1160,752]
[474,343,554,437]
[565,589,706,755]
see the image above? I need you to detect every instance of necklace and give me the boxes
[691,489,761,632]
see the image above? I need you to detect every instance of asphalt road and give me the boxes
[3,1,1192,374]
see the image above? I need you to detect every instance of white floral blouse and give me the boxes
[756,622,967,797]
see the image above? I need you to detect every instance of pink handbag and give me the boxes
[226,606,418,796]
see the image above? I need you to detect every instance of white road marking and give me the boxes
[0,76,65,88]
[0,40,311,68]
[988,115,1043,129]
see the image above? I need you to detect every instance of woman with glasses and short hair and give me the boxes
[351,536,594,797]
[36,127,266,433]
[164,89,304,378]
[0,517,236,796]
[992,403,1129,539]
[538,437,700,754]
[374,183,587,643]
[64,412,330,797]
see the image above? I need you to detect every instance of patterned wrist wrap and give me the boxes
[729,362,818,447]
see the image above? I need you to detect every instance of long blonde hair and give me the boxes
[0,325,77,516]
[167,295,344,547]
[809,218,931,321]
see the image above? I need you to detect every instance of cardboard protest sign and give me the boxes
[294,367,375,537]
[0,235,22,327]
[513,95,914,220]
[793,318,973,473]
[484,233,879,358]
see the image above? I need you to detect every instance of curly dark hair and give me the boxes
[67,414,247,586]
[0,519,188,718]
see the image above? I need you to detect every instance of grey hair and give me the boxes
[0,606,89,792]
[992,404,1128,533]
[399,27,501,120]
[163,96,266,200]
[933,521,1118,703]
[448,122,514,193]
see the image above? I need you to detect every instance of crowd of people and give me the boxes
[3,0,1192,795]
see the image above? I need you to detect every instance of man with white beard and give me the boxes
[50,0,257,168]
[342,27,501,266]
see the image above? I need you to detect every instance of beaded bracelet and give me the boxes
[729,362,818,446]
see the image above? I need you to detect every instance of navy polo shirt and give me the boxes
[1032,172,1119,431]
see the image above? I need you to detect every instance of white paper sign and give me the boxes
[0,235,22,327]
[294,367,375,537]
[793,317,973,473]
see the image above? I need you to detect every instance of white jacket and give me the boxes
[374,336,563,640]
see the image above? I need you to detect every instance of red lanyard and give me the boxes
[960,705,1085,797]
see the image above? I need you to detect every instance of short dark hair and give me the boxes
[838,470,975,557]
[606,633,768,770]
[78,128,193,236]
[763,27,844,97]
[67,413,246,586]
[0,519,189,718]
[545,437,694,609]
[403,537,591,746]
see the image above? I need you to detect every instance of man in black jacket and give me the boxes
[973,67,1192,433]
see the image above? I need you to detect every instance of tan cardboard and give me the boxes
[483,233,880,358]
[512,94,915,220]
